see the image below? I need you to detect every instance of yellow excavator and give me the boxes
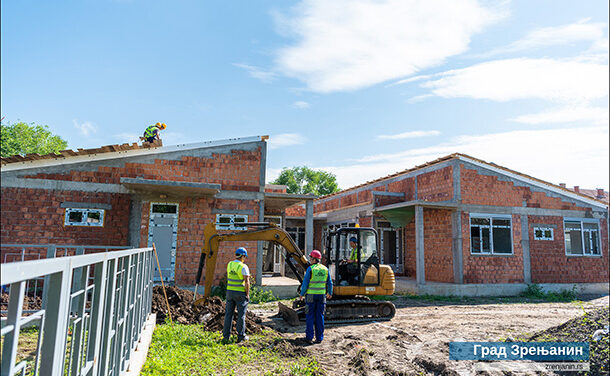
[193,222,396,325]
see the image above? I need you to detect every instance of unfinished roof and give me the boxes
[318,153,608,207]
[0,136,268,171]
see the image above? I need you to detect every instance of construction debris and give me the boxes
[151,286,266,334]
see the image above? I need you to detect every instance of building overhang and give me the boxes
[120,177,220,198]
[264,192,317,211]
[374,200,458,228]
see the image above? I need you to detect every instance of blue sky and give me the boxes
[2,0,608,190]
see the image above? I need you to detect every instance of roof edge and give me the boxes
[1,135,268,172]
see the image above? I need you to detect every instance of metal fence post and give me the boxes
[41,244,56,308]
[86,260,108,375]
[40,266,72,376]
[1,281,26,376]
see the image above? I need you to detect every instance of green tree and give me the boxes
[0,121,68,157]
[272,166,340,195]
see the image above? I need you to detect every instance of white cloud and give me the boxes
[377,130,440,140]
[73,119,97,136]
[268,133,307,149]
[233,63,277,83]
[275,0,505,93]
[293,100,311,109]
[512,106,609,126]
[477,18,607,57]
[418,58,609,103]
[315,126,609,190]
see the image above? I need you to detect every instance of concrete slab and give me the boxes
[125,313,156,376]
[261,276,300,299]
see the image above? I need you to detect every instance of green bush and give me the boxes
[521,283,577,302]
[249,286,276,304]
[210,276,227,299]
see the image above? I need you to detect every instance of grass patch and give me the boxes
[141,324,324,376]
[519,284,578,302]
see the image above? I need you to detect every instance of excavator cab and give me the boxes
[329,228,380,289]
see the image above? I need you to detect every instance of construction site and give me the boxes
[1,135,609,375]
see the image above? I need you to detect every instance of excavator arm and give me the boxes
[193,222,310,301]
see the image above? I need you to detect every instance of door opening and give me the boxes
[148,203,179,282]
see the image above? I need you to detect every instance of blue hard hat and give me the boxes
[349,237,357,243]
[235,247,248,257]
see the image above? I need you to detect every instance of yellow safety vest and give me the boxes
[306,263,328,295]
[226,260,246,292]
[144,125,157,138]
[349,247,358,261]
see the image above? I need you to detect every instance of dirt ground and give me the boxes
[252,295,610,376]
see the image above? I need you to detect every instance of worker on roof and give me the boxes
[299,250,333,344]
[142,122,166,143]
[222,247,250,344]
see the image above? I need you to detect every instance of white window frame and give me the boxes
[564,218,602,257]
[533,226,554,241]
[216,214,248,231]
[469,213,513,255]
[64,208,105,227]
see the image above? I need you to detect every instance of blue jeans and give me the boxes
[305,294,326,342]
[223,290,248,340]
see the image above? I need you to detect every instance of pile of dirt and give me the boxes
[1,292,42,312]
[528,306,609,374]
[151,286,266,334]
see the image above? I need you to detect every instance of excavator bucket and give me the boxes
[278,302,301,326]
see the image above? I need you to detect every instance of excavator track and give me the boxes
[278,298,396,326]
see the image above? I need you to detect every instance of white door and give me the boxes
[148,203,179,282]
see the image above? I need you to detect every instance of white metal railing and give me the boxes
[1,247,154,376]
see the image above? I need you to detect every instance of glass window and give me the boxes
[470,215,512,254]
[215,214,248,230]
[533,227,554,240]
[565,221,583,255]
[65,208,105,227]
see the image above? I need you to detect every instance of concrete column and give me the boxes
[256,201,265,286]
[451,211,463,284]
[415,205,425,285]
[128,196,143,248]
[521,214,531,284]
[305,200,314,254]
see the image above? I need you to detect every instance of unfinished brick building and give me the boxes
[0,136,317,288]
[301,153,608,295]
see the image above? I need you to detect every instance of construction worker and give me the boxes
[143,122,166,143]
[348,237,358,262]
[222,247,250,343]
[299,250,333,344]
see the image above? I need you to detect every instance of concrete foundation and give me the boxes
[395,277,610,297]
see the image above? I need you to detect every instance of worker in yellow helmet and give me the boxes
[143,122,166,143]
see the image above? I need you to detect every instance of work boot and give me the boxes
[304,338,314,345]
[237,335,249,343]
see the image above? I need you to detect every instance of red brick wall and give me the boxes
[461,165,587,211]
[462,212,525,283]
[417,166,453,202]
[23,148,262,191]
[529,216,609,283]
[424,209,454,283]
[3,146,264,287]
[387,177,416,200]
[1,188,130,250]
[285,204,305,217]
[404,221,416,278]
